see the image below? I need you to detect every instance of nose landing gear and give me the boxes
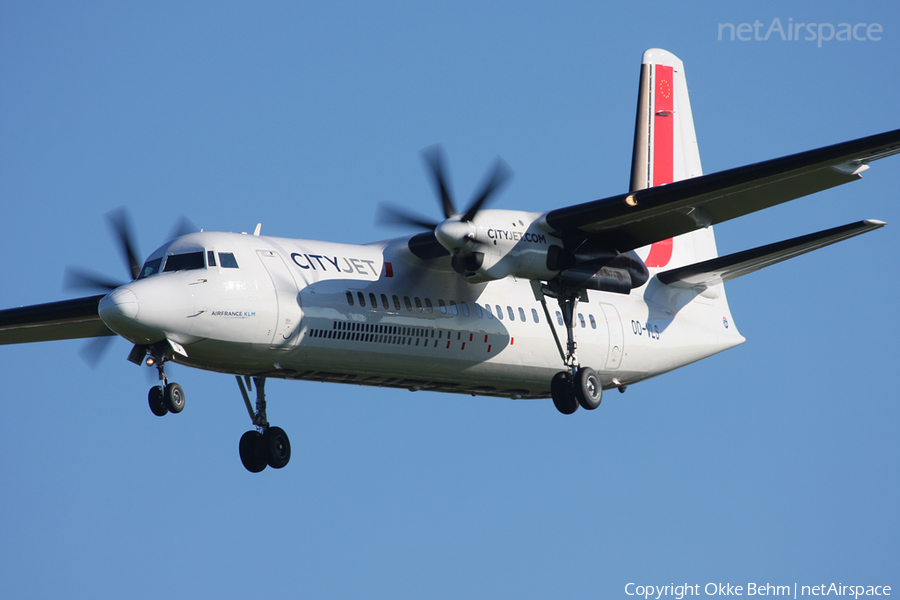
[142,347,185,417]
[236,376,292,473]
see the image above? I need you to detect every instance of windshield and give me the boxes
[138,257,163,279]
[163,251,205,272]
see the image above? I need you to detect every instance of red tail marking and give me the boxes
[645,237,673,268]
[647,63,674,268]
[653,64,674,186]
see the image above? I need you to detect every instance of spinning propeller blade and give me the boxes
[376,203,440,231]
[63,267,126,292]
[106,207,142,281]
[460,157,512,223]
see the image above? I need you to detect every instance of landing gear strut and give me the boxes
[236,376,292,473]
[536,281,603,414]
[142,346,185,417]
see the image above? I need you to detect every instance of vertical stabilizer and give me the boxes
[631,49,716,270]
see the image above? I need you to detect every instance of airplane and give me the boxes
[2,48,898,473]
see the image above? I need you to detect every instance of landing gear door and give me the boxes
[257,250,302,349]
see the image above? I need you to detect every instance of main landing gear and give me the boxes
[236,376,291,473]
[536,281,603,415]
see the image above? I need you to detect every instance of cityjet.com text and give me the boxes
[625,582,891,599]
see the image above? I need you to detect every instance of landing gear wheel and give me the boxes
[551,371,578,415]
[163,382,185,414]
[239,430,267,473]
[575,367,602,410]
[148,386,168,417]
[263,426,291,469]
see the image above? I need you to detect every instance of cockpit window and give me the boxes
[218,252,239,268]
[163,251,205,272]
[138,257,163,279]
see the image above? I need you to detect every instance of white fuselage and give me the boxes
[100,230,745,399]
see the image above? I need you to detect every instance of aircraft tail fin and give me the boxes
[630,49,717,271]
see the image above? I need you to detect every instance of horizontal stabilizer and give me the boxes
[657,219,885,288]
[0,295,112,345]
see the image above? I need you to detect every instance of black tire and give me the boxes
[239,430,267,473]
[148,386,168,417]
[163,382,185,414]
[575,367,602,410]
[263,426,291,469]
[551,371,578,415]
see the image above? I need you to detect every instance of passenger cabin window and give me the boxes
[219,252,239,268]
[164,251,205,272]
[139,257,163,279]
[532,308,540,323]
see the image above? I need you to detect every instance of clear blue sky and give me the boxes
[2,2,897,598]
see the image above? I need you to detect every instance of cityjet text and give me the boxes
[291,253,379,277]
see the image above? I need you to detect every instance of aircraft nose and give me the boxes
[98,287,139,331]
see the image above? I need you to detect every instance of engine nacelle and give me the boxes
[406,208,649,292]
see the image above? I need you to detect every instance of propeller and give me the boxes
[64,207,198,367]
[167,214,200,241]
[78,335,116,369]
[378,145,512,273]
[107,206,142,281]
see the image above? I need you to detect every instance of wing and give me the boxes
[657,220,885,288]
[0,295,112,345]
[543,128,900,250]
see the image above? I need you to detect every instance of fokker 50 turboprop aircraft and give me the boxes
[2,49,899,472]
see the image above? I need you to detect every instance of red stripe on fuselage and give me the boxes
[646,63,674,268]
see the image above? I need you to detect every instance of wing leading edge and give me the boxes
[656,220,885,289]
[0,295,112,345]
[543,128,900,251]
